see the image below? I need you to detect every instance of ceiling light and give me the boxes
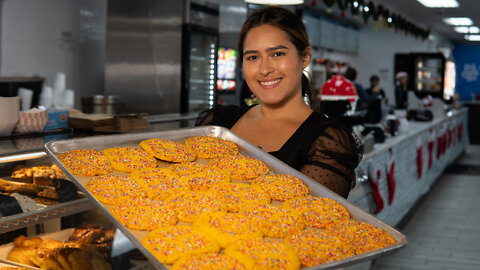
[244,0,304,4]
[454,26,480,34]
[443,17,473,26]
[465,35,480,41]
[416,0,459,8]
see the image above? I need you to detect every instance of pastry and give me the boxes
[103,146,157,172]
[130,168,190,200]
[31,166,56,186]
[140,138,196,163]
[11,167,32,183]
[185,136,239,158]
[251,174,309,201]
[85,175,147,205]
[224,237,300,270]
[169,162,208,177]
[284,196,350,229]
[193,211,263,248]
[209,155,269,180]
[207,182,270,212]
[238,203,305,238]
[184,166,230,192]
[170,191,226,223]
[172,253,246,270]
[141,226,220,265]
[58,149,113,176]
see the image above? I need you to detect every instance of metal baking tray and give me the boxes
[44,126,407,270]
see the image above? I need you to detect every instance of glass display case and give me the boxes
[413,53,446,96]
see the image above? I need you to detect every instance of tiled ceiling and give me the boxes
[379,0,480,43]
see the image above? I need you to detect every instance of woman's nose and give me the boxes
[259,59,274,76]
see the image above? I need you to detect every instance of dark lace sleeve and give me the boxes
[300,125,362,198]
[195,108,215,126]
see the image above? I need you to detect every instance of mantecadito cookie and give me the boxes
[193,211,263,248]
[103,146,157,172]
[110,197,177,231]
[170,191,226,223]
[284,196,350,229]
[208,182,270,212]
[224,237,300,270]
[185,136,239,159]
[169,163,208,177]
[58,149,113,176]
[130,168,190,200]
[141,226,220,265]
[140,138,196,163]
[85,175,146,205]
[251,174,308,201]
[209,155,269,180]
[172,253,246,270]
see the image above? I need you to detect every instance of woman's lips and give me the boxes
[259,79,281,88]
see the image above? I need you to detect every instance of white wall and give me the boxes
[1,0,106,109]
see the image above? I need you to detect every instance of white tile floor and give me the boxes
[370,145,480,270]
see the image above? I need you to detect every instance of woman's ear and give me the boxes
[302,47,312,69]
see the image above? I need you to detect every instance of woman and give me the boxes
[196,6,361,198]
[364,75,387,124]
[395,71,409,109]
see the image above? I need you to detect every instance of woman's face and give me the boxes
[242,24,310,106]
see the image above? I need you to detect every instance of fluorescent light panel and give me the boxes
[455,26,480,34]
[465,35,480,41]
[244,0,304,4]
[417,0,459,8]
[443,17,473,26]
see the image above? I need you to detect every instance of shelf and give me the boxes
[0,198,93,234]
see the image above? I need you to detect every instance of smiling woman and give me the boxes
[196,6,362,198]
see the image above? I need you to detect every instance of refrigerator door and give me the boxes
[412,53,445,98]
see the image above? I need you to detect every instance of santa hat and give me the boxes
[395,71,408,80]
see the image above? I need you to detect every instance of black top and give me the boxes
[364,88,386,124]
[395,84,408,109]
[196,105,363,198]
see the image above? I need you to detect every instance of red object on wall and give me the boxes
[416,138,423,179]
[318,75,358,103]
[369,163,384,214]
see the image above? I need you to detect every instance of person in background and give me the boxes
[364,75,387,123]
[395,71,409,109]
[195,6,362,198]
[345,67,374,111]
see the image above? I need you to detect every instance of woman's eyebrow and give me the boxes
[243,45,289,56]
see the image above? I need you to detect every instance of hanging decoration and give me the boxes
[350,0,363,18]
[337,0,349,17]
[362,1,371,24]
[322,0,335,13]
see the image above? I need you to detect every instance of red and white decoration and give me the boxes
[386,150,396,205]
[427,130,435,169]
[416,138,423,179]
[13,108,48,134]
[368,163,384,213]
[318,75,358,103]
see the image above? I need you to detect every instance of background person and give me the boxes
[364,75,387,123]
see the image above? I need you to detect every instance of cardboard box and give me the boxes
[44,109,69,131]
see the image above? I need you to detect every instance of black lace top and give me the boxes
[196,105,362,198]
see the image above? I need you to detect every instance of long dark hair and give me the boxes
[238,6,313,107]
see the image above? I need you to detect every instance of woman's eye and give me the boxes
[246,55,257,61]
[273,51,285,57]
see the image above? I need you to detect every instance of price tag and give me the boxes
[53,178,79,202]
[0,194,23,216]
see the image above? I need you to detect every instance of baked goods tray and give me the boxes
[43,126,407,270]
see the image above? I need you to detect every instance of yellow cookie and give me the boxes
[171,191,227,223]
[224,237,300,270]
[141,226,220,265]
[140,138,196,163]
[252,174,309,201]
[193,211,263,248]
[239,203,305,238]
[284,196,350,229]
[111,197,177,231]
[208,182,270,212]
[85,175,146,205]
[172,253,246,270]
[58,149,113,176]
[209,155,269,180]
[185,136,239,158]
[131,168,190,200]
[184,166,230,192]
[103,146,157,172]
[169,162,209,177]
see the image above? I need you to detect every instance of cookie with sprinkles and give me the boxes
[224,237,300,270]
[141,226,220,265]
[110,197,177,231]
[185,136,239,159]
[169,162,209,177]
[184,166,230,192]
[286,228,355,267]
[238,203,305,238]
[170,191,227,223]
[140,138,196,163]
[193,211,263,248]
[58,149,113,176]
[85,175,146,205]
[284,196,350,229]
[208,182,270,212]
[209,155,269,180]
[172,253,245,270]
[103,146,157,172]
[251,174,309,201]
[131,168,190,200]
